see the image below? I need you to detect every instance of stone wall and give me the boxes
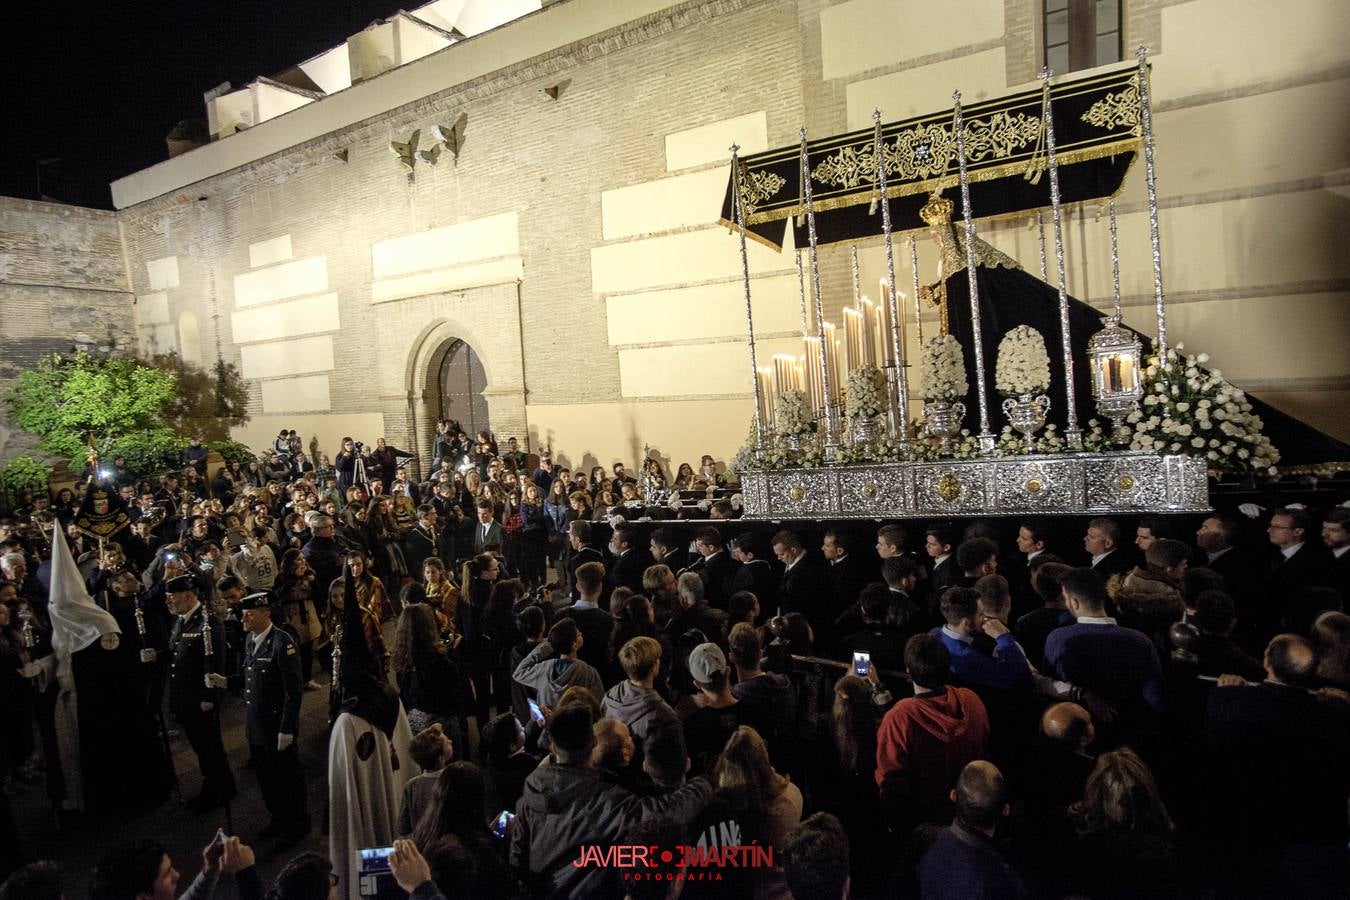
[0,198,135,463]
[95,0,1350,473]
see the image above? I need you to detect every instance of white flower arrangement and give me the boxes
[919,334,969,402]
[845,365,886,420]
[774,389,815,436]
[1128,343,1280,476]
[994,325,1051,396]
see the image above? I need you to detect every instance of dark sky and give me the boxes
[1,0,406,209]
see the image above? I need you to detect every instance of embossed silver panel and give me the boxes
[741,452,1208,520]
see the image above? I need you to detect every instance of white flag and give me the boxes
[48,520,120,665]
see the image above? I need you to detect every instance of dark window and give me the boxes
[1045,0,1122,74]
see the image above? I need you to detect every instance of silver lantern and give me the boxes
[1086,315,1143,445]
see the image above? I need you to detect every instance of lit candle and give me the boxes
[843,307,864,373]
[758,367,776,430]
[823,322,841,405]
[806,339,825,413]
[794,357,806,395]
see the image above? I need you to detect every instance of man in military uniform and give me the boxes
[164,574,235,811]
[239,590,310,845]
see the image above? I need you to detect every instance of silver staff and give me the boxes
[1136,46,1169,370]
[951,90,996,454]
[872,109,911,445]
[908,235,924,348]
[1039,68,1083,450]
[800,127,838,459]
[730,143,767,453]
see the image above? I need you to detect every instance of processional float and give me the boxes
[723,50,1281,521]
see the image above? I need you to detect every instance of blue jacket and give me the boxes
[934,626,1033,692]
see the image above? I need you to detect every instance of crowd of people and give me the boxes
[1,420,1348,898]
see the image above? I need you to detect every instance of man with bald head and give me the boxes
[1024,703,1097,852]
[1205,633,1350,888]
[914,760,1024,899]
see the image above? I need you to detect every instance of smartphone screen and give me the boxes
[358,846,395,873]
[491,810,515,838]
[853,651,871,677]
[527,698,545,724]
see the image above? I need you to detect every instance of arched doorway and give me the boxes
[434,338,489,435]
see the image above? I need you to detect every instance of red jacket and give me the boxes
[875,686,990,828]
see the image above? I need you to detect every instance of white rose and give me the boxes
[1176,424,1192,437]
[1197,353,1210,364]
[1170,442,1182,452]
[1176,402,1190,412]
[1191,437,1205,448]
[1237,449,1249,459]
[1207,451,1219,461]
[1153,440,1165,450]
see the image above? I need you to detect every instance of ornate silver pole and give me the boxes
[1136,46,1168,369]
[1039,68,1083,450]
[795,249,810,337]
[800,128,838,459]
[1108,200,1122,319]
[872,109,910,445]
[730,144,766,453]
[951,90,995,455]
[1036,213,1049,283]
[908,235,924,347]
[849,245,861,305]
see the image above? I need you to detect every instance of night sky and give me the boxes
[1,0,406,209]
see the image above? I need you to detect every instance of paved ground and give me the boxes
[12,667,344,898]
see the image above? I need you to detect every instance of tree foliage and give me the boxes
[6,350,251,475]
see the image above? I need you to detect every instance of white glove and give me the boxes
[1237,503,1264,519]
[204,673,228,690]
[277,733,294,752]
[139,648,157,664]
[199,701,215,712]
[19,662,42,679]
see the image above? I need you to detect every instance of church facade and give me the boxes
[26,0,1350,471]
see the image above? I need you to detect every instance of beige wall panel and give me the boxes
[241,335,335,379]
[665,112,768,172]
[234,256,328,308]
[371,211,520,280]
[618,336,804,398]
[371,257,523,303]
[139,323,176,355]
[606,274,803,345]
[1166,293,1350,383]
[591,228,793,294]
[821,0,1003,82]
[526,398,754,470]
[260,374,332,413]
[146,256,180,290]
[230,293,341,344]
[138,292,170,325]
[601,168,730,241]
[1153,0,1350,102]
[1247,389,1350,444]
[256,83,313,121]
[1039,190,1350,305]
[248,235,294,269]
[845,48,1008,130]
[232,413,388,461]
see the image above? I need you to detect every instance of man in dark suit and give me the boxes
[605,523,649,597]
[567,520,604,601]
[649,527,687,574]
[164,574,235,811]
[837,584,903,671]
[1196,513,1263,650]
[772,529,829,644]
[1205,633,1350,890]
[683,526,737,611]
[920,523,960,619]
[822,528,869,616]
[403,504,440,581]
[472,498,504,555]
[1323,507,1350,600]
[1083,517,1134,580]
[728,532,777,607]
[1262,507,1332,643]
[240,591,309,845]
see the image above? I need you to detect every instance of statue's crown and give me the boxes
[920,193,954,226]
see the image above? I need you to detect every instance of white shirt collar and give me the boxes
[1091,550,1113,567]
[934,553,950,566]
[178,599,202,621]
[784,552,803,572]
[252,623,274,651]
[1026,549,1043,561]
[1206,546,1232,564]
[1281,541,1304,560]
[1076,615,1117,626]
[1333,546,1349,559]
[941,625,972,645]
[572,599,599,611]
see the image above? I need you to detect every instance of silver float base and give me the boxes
[738,451,1210,520]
